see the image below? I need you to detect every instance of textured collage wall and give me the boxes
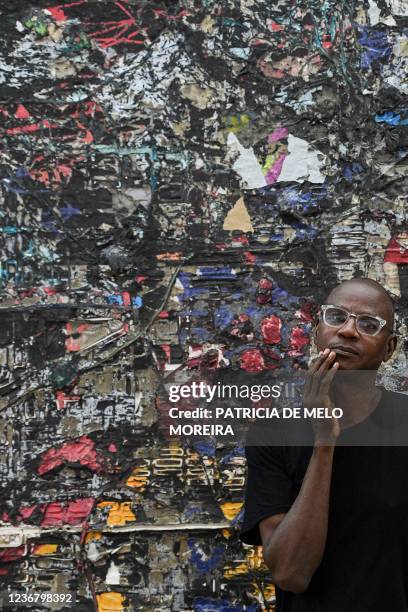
[0,0,407,610]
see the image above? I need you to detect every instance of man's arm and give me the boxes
[259,349,340,593]
[259,445,335,593]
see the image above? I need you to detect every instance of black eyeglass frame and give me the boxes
[319,304,395,337]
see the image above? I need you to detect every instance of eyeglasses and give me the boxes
[320,305,393,337]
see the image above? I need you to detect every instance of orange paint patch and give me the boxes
[32,544,58,555]
[220,501,243,521]
[98,502,136,526]
[156,252,182,261]
[126,466,149,491]
[85,531,102,543]
[96,592,125,612]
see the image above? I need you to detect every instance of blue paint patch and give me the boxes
[105,294,142,308]
[188,540,225,574]
[196,267,237,280]
[194,598,258,612]
[344,162,364,181]
[60,202,81,221]
[191,326,211,341]
[358,27,392,69]
[280,185,327,216]
[106,294,123,306]
[214,305,235,329]
[294,224,319,240]
[375,112,408,126]
[193,439,216,456]
[182,306,209,317]
[0,226,23,234]
[219,447,245,464]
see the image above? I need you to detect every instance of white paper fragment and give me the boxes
[106,561,121,585]
[229,47,251,60]
[383,35,408,93]
[368,0,381,24]
[387,0,408,15]
[87,542,100,562]
[277,134,326,184]
[227,133,267,189]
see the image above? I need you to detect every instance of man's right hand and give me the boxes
[303,348,340,447]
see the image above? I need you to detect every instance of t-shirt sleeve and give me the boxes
[239,445,293,546]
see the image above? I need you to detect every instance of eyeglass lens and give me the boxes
[324,307,381,335]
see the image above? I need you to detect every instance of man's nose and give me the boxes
[338,316,360,338]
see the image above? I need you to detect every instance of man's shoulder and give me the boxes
[379,387,408,415]
[366,387,408,444]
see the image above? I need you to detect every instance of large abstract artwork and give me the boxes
[0,0,407,609]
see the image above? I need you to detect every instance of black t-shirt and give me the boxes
[240,389,408,611]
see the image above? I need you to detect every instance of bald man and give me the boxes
[240,278,408,611]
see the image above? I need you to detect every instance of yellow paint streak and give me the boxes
[224,562,248,579]
[220,501,243,521]
[251,582,276,602]
[223,114,251,134]
[246,546,267,570]
[98,502,136,526]
[96,592,125,611]
[33,544,58,555]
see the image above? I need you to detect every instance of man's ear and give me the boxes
[383,333,398,362]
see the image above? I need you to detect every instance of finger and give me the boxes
[315,350,337,375]
[311,352,337,396]
[320,361,339,392]
[309,348,330,374]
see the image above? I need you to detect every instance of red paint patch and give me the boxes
[83,130,94,144]
[15,104,30,119]
[261,315,282,344]
[18,506,36,520]
[384,235,408,264]
[256,278,273,304]
[41,498,94,527]
[47,6,67,21]
[244,251,256,264]
[37,435,105,475]
[269,20,284,31]
[55,391,80,410]
[0,546,26,563]
[239,348,265,373]
[65,322,90,352]
[297,300,316,322]
[288,327,310,356]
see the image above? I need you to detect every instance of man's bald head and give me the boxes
[326,278,395,329]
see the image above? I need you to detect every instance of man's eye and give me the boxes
[358,317,379,332]
[327,309,347,324]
